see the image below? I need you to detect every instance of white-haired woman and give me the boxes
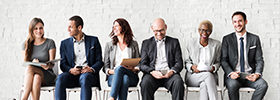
[185,20,221,100]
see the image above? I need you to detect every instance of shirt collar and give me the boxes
[199,43,209,49]
[198,37,210,48]
[235,32,247,40]
[154,37,166,42]
[73,34,85,43]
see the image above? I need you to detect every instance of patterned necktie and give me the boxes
[240,37,245,72]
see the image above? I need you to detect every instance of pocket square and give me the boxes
[90,46,94,49]
[250,46,256,49]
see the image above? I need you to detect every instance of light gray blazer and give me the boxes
[184,38,221,84]
[102,40,140,80]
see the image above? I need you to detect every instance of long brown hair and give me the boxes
[24,18,44,61]
[109,18,134,47]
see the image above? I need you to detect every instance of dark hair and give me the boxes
[109,18,134,47]
[232,11,247,21]
[69,15,84,29]
[24,17,44,61]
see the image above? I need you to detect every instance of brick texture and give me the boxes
[0,0,279,100]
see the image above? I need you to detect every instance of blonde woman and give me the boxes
[22,18,56,100]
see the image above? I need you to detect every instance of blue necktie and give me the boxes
[240,37,245,72]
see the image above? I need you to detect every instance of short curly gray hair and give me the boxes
[199,20,213,31]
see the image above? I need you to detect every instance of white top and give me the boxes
[114,43,129,68]
[197,44,212,71]
[154,38,169,70]
[235,32,252,73]
[73,35,87,67]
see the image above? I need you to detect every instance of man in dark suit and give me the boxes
[140,18,184,100]
[221,11,268,100]
[55,15,103,100]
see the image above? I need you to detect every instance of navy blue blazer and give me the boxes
[60,34,104,88]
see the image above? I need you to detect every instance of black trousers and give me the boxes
[225,77,268,100]
[140,74,185,100]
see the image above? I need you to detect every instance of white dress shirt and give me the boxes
[114,43,129,68]
[105,43,130,75]
[197,44,212,71]
[154,37,170,71]
[73,34,87,67]
[235,32,252,73]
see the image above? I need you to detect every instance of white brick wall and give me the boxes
[0,0,279,100]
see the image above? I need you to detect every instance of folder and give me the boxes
[120,58,141,67]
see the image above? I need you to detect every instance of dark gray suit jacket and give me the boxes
[140,36,183,74]
[221,32,264,77]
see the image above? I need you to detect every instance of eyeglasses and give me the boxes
[153,29,165,33]
[198,28,211,33]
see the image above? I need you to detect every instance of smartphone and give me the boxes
[161,70,168,75]
[239,72,250,79]
[76,66,83,69]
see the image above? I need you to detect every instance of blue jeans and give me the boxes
[107,66,139,100]
[55,72,97,100]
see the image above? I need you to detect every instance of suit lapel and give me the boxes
[69,37,75,66]
[111,44,116,63]
[232,33,238,65]
[151,37,157,62]
[165,37,169,61]
[194,38,200,63]
[246,32,251,61]
[128,43,132,58]
[84,35,90,58]
[208,39,214,64]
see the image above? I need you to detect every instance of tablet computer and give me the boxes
[23,58,62,67]
[24,62,46,67]
[45,58,62,63]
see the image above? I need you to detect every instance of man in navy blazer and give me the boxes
[55,16,103,100]
[221,11,268,100]
[140,18,184,100]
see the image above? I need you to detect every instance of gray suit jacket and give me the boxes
[221,32,264,77]
[185,38,221,84]
[140,36,183,74]
[102,40,140,80]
